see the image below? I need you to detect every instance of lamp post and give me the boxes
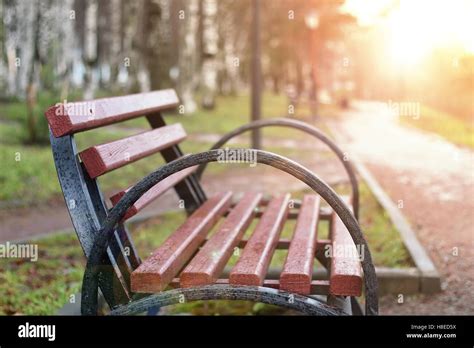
[250,0,262,149]
[304,9,320,121]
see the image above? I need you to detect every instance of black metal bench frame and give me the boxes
[47,96,378,316]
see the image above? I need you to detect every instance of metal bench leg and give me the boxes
[146,305,161,316]
[350,296,364,315]
[327,295,352,315]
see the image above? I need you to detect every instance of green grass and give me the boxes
[400,104,474,148]
[333,182,412,268]
[0,233,84,315]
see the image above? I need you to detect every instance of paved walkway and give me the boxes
[332,101,474,314]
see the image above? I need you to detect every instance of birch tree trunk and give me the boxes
[2,0,19,96]
[177,0,199,114]
[144,0,165,91]
[215,0,245,96]
[83,0,98,100]
[126,0,150,93]
[152,0,173,89]
[56,0,75,100]
[0,0,7,95]
[200,0,218,109]
[3,0,37,97]
[108,0,122,86]
[25,0,41,143]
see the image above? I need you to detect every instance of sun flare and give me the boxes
[344,0,474,67]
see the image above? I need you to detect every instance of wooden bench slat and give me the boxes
[180,192,262,287]
[280,195,321,294]
[110,166,198,221]
[131,192,232,293]
[45,89,179,137]
[329,196,363,296]
[79,124,186,178]
[229,194,290,286]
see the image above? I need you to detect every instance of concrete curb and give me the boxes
[246,267,422,296]
[350,157,442,294]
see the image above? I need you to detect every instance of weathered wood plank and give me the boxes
[80,124,186,178]
[45,89,179,137]
[280,195,321,294]
[180,192,262,287]
[329,196,363,296]
[110,166,198,221]
[229,194,290,286]
[131,192,232,293]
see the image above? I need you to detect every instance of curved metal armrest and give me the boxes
[81,149,378,316]
[195,118,359,220]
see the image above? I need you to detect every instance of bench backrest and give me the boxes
[45,89,206,309]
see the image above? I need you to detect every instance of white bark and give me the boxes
[83,0,98,100]
[3,0,37,97]
[108,0,121,84]
[178,0,199,113]
[2,0,19,96]
[216,1,244,95]
[0,1,6,93]
[200,0,218,108]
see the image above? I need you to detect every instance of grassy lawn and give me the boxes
[400,104,474,149]
[0,233,84,315]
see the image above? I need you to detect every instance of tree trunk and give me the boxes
[83,0,98,100]
[25,0,41,143]
[199,0,218,109]
[177,0,199,113]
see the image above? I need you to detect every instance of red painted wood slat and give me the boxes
[180,192,262,287]
[329,196,363,296]
[110,166,198,221]
[229,194,290,286]
[45,89,179,137]
[280,195,321,294]
[131,192,233,293]
[79,123,186,178]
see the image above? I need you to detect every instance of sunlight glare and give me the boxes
[344,0,474,67]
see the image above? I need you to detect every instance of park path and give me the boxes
[331,101,474,314]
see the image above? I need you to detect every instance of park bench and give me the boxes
[45,89,378,315]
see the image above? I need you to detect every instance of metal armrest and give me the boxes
[81,149,378,316]
[195,118,360,220]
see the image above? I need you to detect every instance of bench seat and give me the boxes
[45,88,376,315]
[128,192,363,297]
